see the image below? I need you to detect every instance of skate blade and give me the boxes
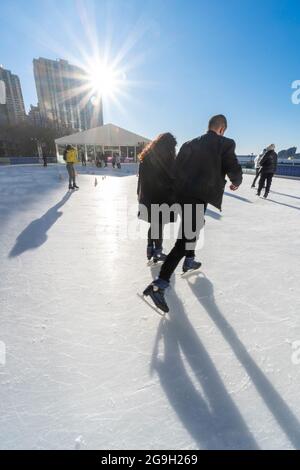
[137,293,167,317]
[147,259,164,267]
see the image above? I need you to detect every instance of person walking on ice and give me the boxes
[142,115,243,313]
[63,145,79,190]
[256,144,277,199]
[251,148,265,189]
[137,132,178,264]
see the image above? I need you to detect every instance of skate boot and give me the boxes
[263,192,269,199]
[69,184,74,190]
[153,248,167,264]
[73,184,79,190]
[182,257,202,274]
[143,279,169,313]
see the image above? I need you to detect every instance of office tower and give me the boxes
[33,58,103,131]
[0,66,27,125]
[28,105,46,128]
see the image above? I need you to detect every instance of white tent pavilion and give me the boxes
[55,123,151,163]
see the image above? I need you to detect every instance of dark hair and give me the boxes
[208,114,227,131]
[66,145,72,150]
[139,132,177,163]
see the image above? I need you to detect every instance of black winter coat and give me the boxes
[137,151,175,222]
[259,150,278,174]
[174,130,243,210]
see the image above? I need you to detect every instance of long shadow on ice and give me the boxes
[224,192,252,203]
[263,198,300,211]
[270,190,300,201]
[206,209,222,220]
[188,275,300,450]
[150,289,259,450]
[9,192,72,258]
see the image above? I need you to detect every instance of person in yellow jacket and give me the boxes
[63,145,79,190]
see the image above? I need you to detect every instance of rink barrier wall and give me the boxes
[243,166,300,179]
[1,158,300,178]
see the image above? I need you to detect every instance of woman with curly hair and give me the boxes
[137,132,177,264]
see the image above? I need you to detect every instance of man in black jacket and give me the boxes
[142,115,243,313]
[257,144,277,198]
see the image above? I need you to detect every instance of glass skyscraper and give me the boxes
[33,58,103,131]
[0,66,26,125]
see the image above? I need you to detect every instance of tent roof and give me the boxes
[55,123,151,147]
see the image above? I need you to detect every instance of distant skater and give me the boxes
[251,149,265,188]
[63,145,79,190]
[137,133,177,264]
[116,154,121,170]
[142,115,243,313]
[81,151,87,167]
[256,144,278,198]
[43,155,48,167]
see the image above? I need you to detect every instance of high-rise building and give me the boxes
[0,66,27,125]
[28,104,47,128]
[33,58,103,131]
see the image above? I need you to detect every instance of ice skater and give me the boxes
[142,115,243,313]
[137,132,178,264]
[256,144,278,198]
[251,149,265,188]
[63,145,79,190]
[116,154,122,170]
[81,151,87,167]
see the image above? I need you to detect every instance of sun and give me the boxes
[87,62,119,99]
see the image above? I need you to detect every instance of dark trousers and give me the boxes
[148,223,164,251]
[66,163,76,186]
[258,173,274,195]
[159,202,206,282]
[252,168,261,187]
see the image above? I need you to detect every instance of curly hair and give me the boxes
[139,132,177,163]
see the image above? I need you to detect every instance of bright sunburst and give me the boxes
[30,0,151,119]
[87,61,120,99]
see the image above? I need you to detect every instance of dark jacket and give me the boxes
[174,130,243,210]
[137,151,175,222]
[259,150,278,174]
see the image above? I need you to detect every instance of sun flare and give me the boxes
[87,62,120,99]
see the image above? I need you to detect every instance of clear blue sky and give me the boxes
[1,0,300,153]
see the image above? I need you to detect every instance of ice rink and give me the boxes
[0,164,299,450]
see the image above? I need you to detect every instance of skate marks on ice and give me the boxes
[150,286,259,450]
[9,192,72,258]
[187,276,300,450]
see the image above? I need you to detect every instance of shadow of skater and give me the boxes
[188,275,300,449]
[270,190,300,201]
[206,209,222,220]
[264,198,300,211]
[224,192,252,203]
[150,290,259,450]
[9,192,72,258]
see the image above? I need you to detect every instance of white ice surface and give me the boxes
[0,164,299,450]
